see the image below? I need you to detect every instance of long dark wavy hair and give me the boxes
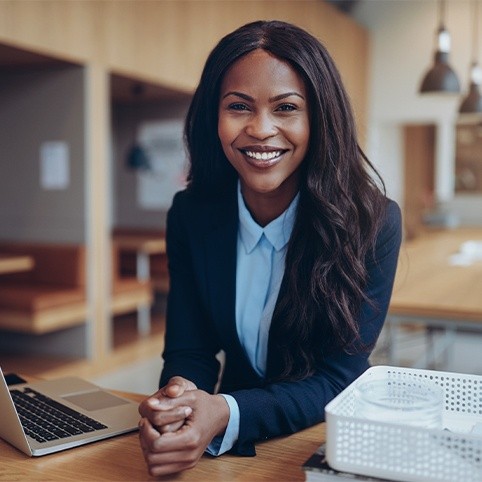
[185,20,388,380]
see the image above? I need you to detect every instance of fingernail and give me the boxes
[184,407,192,416]
[138,418,145,428]
[148,398,161,407]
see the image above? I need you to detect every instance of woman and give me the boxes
[138,20,402,476]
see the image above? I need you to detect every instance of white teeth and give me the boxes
[244,150,282,161]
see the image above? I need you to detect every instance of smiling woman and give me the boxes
[218,49,310,226]
[137,20,402,478]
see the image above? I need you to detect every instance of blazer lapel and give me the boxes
[265,274,289,380]
[202,192,260,377]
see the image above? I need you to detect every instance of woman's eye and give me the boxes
[276,104,297,112]
[228,103,249,111]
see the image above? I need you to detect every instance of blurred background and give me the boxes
[0,0,481,394]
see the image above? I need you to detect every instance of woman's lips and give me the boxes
[240,148,287,168]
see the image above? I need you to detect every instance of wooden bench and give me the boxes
[0,242,153,335]
[0,242,87,334]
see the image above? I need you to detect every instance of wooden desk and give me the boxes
[388,227,482,369]
[0,391,325,481]
[0,254,34,275]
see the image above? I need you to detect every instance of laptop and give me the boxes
[0,366,140,456]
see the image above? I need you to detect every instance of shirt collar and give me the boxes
[237,181,299,254]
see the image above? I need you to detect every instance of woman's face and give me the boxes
[218,49,310,212]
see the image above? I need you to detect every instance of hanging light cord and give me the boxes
[439,0,446,30]
[472,0,479,65]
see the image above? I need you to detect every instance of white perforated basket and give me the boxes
[325,366,482,482]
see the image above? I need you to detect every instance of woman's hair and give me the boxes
[185,20,388,380]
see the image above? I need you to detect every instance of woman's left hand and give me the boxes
[139,376,197,434]
[138,390,230,477]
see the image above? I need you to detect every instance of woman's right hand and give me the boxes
[138,376,197,433]
[138,382,230,477]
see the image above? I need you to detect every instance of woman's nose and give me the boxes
[245,112,277,140]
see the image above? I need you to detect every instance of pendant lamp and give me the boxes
[460,0,482,113]
[420,0,461,94]
[125,83,152,171]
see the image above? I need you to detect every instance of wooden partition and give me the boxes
[403,124,436,239]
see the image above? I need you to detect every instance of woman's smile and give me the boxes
[240,147,288,166]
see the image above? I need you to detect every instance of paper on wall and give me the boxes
[136,120,188,210]
[40,141,70,190]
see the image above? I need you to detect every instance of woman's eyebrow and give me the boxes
[269,92,305,102]
[222,91,253,101]
[221,91,305,102]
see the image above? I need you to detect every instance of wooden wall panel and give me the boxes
[403,124,436,240]
[0,0,368,134]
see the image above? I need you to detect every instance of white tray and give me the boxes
[325,365,482,482]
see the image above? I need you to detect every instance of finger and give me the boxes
[138,379,192,417]
[157,419,184,434]
[148,405,192,428]
[140,422,199,476]
[151,422,198,452]
[138,418,160,453]
[164,376,192,397]
[147,459,198,477]
[145,449,199,477]
[138,389,166,417]
[141,391,193,413]
[144,426,201,476]
[164,383,182,398]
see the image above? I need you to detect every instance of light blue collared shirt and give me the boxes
[207,182,298,456]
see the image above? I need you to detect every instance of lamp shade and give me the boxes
[459,83,482,113]
[420,52,461,94]
[126,144,151,171]
[420,23,461,94]
[420,17,460,94]
[460,2,482,113]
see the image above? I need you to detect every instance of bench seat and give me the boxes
[0,301,87,333]
[111,278,152,316]
[0,242,87,334]
[0,283,85,311]
[0,241,153,335]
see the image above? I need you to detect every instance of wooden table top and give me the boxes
[390,228,482,321]
[0,254,34,275]
[0,391,325,481]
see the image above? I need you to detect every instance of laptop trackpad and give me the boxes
[63,390,129,411]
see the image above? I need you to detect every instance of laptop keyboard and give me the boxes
[11,388,107,443]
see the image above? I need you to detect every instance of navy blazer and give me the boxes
[160,187,402,456]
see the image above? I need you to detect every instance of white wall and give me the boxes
[112,99,190,230]
[353,0,480,216]
[0,66,86,242]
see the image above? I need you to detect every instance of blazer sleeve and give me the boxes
[228,200,403,456]
[159,191,222,392]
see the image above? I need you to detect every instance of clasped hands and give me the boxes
[138,376,230,477]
